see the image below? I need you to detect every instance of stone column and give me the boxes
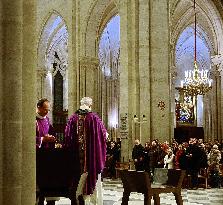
[36,69,54,120]
[118,0,171,161]
[36,68,47,99]
[22,1,36,204]
[170,66,177,135]
[216,71,221,141]
[68,0,78,115]
[218,66,223,141]
[203,94,211,141]
[0,0,3,204]
[63,69,69,110]
[218,68,223,140]
[210,71,217,140]
[138,0,151,146]
[2,1,23,205]
[103,78,119,140]
[150,0,171,142]
[79,56,99,112]
[45,69,54,120]
[1,1,36,205]
[211,54,223,141]
[2,1,22,205]
[119,0,131,162]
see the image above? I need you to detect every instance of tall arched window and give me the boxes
[37,12,68,141]
[98,15,120,140]
[175,25,211,127]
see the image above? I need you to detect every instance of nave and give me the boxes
[47,178,223,205]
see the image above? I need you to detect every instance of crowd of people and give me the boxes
[105,137,223,189]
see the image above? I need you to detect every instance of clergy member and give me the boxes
[36,98,56,149]
[36,98,59,205]
[64,97,107,205]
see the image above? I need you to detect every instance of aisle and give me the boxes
[52,178,223,205]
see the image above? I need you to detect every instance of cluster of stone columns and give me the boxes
[207,54,223,142]
[78,56,100,111]
[118,0,171,161]
[0,1,36,205]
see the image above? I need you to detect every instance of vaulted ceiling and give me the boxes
[38,12,68,75]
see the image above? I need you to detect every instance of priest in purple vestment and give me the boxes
[36,98,59,205]
[36,98,56,149]
[64,97,107,200]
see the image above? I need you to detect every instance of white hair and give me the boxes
[80,97,92,106]
[80,97,92,111]
[213,144,218,149]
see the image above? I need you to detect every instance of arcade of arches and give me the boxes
[1,0,223,204]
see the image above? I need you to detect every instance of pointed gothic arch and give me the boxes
[98,14,120,141]
[83,0,119,57]
[82,0,120,140]
[170,0,223,141]
[37,11,69,124]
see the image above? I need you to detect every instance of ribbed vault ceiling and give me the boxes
[38,13,68,74]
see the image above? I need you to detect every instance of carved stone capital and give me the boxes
[79,56,99,69]
[37,68,48,78]
[114,0,120,8]
[217,64,223,77]
[170,65,177,79]
[211,54,223,66]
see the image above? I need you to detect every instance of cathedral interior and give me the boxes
[1,0,223,204]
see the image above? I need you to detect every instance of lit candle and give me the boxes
[189,71,191,78]
[204,70,208,78]
[200,69,203,78]
[181,80,184,88]
[185,71,188,78]
[209,80,212,87]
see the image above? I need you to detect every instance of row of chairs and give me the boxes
[115,162,219,189]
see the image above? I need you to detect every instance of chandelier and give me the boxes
[179,0,212,96]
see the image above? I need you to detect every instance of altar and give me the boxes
[36,149,81,205]
[174,126,204,143]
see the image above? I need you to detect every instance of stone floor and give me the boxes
[51,178,223,205]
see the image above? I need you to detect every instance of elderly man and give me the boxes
[64,97,107,205]
[132,139,144,171]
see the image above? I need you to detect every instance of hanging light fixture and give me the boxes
[179,0,212,96]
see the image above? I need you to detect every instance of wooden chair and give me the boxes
[120,170,152,205]
[151,169,186,205]
[153,168,168,184]
[128,160,135,170]
[120,169,185,205]
[220,164,223,187]
[115,162,130,178]
[197,168,209,188]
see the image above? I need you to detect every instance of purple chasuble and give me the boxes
[64,111,107,195]
[36,116,56,149]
